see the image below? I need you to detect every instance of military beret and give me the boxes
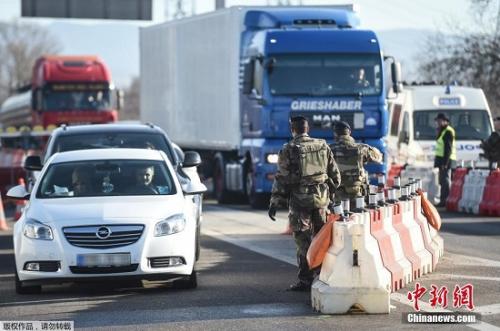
[289,115,307,123]
[333,120,351,133]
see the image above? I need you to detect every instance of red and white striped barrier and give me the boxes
[310,181,444,314]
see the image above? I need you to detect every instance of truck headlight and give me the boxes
[23,219,53,240]
[155,214,186,236]
[266,153,279,164]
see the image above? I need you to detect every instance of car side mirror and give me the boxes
[182,182,207,195]
[182,151,201,168]
[24,155,43,171]
[391,61,403,94]
[7,184,30,200]
[116,89,124,111]
[242,59,255,95]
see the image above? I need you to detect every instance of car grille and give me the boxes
[63,225,144,249]
[70,264,139,274]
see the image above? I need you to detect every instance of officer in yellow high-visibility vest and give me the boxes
[434,113,456,207]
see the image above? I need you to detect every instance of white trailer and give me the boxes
[140,7,245,151]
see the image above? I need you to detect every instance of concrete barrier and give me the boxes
[312,211,391,314]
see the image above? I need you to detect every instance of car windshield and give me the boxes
[413,110,492,140]
[267,53,382,96]
[53,132,176,164]
[37,160,176,198]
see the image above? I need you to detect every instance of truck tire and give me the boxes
[245,171,270,209]
[213,156,231,203]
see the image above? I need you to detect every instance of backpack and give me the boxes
[290,138,330,209]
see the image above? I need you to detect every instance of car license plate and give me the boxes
[76,253,131,267]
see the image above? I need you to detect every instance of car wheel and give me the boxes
[15,270,41,295]
[173,270,197,289]
[195,225,201,261]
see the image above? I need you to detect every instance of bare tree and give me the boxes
[418,0,500,116]
[0,21,61,105]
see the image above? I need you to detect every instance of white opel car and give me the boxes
[8,148,206,294]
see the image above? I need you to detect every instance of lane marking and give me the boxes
[202,228,296,266]
[446,253,500,268]
[0,294,130,307]
[474,304,500,316]
[0,274,15,279]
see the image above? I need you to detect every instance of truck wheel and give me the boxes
[15,270,41,295]
[245,171,270,209]
[213,157,231,203]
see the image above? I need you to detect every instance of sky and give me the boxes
[0,0,476,86]
[0,0,473,30]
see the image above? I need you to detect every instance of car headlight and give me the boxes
[23,219,53,240]
[266,153,279,164]
[155,214,186,236]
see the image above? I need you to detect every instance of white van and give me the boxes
[387,84,494,167]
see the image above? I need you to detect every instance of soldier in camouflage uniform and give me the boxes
[330,121,382,205]
[268,116,341,291]
[480,116,500,167]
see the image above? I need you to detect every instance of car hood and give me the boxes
[26,195,186,225]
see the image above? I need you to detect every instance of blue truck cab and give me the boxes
[239,8,401,206]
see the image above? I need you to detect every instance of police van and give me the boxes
[387,84,494,167]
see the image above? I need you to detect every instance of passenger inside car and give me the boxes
[72,166,95,196]
[125,165,159,194]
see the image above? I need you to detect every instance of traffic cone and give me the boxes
[0,193,9,231]
[14,178,27,221]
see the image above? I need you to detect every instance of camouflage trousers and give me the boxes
[289,207,327,284]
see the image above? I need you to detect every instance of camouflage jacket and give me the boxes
[329,135,383,189]
[270,134,341,208]
[480,132,500,163]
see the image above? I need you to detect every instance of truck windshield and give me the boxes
[267,53,382,96]
[413,110,492,140]
[42,90,111,111]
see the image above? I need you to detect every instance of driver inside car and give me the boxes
[126,165,158,194]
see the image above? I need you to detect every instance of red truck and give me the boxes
[0,55,121,198]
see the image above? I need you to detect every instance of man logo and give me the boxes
[312,114,342,129]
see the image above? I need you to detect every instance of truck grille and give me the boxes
[63,225,144,249]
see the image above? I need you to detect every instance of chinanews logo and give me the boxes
[291,100,362,111]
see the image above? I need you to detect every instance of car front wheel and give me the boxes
[172,269,197,289]
[15,270,41,295]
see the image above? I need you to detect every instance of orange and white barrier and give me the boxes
[312,209,391,314]
[310,178,443,314]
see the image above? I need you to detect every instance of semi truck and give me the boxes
[0,55,121,131]
[140,6,401,207]
[0,55,121,197]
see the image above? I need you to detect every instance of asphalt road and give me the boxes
[0,201,499,330]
